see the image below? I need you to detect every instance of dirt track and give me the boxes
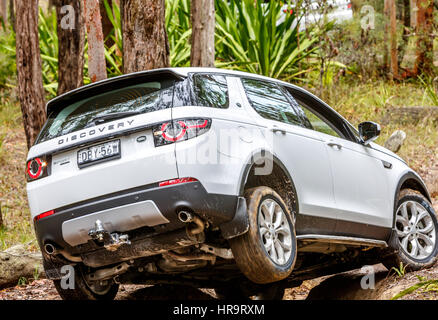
[2,262,438,300]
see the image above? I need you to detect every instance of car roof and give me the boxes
[45,67,350,128]
[46,67,303,112]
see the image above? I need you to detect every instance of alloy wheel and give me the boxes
[258,199,293,266]
[395,200,436,260]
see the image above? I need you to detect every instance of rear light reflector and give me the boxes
[34,210,55,223]
[158,177,198,187]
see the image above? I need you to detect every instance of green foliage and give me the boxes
[166,0,192,67]
[215,0,318,79]
[17,277,27,286]
[0,29,16,88]
[102,0,123,76]
[38,8,59,97]
[392,276,438,300]
[33,266,40,281]
[37,3,126,99]
[33,0,322,98]
[391,262,407,278]
[419,75,438,106]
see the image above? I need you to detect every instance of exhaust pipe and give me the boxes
[178,211,204,235]
[178,211,194,223]
[44,242,82,263]
[44,243,58,255]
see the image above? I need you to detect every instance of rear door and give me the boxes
[240,78,338,235]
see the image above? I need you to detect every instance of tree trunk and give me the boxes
[15,0,46,149]
[48,0,55,10]
[121,0,169,73]
[190,0,215,67]
[383,0,390,72]
[82,0,107,82]
[56,0,85,95]
[403,0,410,28]
[0,0,7,28]
[414,0,434,74]
[389,0,399,79]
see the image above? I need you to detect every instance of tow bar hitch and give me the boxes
[88,220,131,251]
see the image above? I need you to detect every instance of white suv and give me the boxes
[26,68,438,300]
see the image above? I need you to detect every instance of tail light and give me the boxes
[26,155,51,182]
[158,177,198,187]
[153,118,211,147]
[34,210,55,223]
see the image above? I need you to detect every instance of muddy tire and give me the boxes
[383,189,438,272]
[229,186,297,284]
[53,264,119,300]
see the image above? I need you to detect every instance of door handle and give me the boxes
[327,142,342,149]
[270,126,286,135]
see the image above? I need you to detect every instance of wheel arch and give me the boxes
[238,150,299,217]
[392,171,432,229]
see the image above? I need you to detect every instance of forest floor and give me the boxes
[2,262,438,300]
[0,79,437,299]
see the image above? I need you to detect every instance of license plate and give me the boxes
[77,140,121,168]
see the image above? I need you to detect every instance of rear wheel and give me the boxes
[383,189,438,271]
[53,264,119,300]
[229,186,297,284]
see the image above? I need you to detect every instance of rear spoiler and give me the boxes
[46,69,185,114]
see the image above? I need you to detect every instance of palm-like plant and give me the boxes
[215,0,317,79]
[38,8,59,96]
[165,0,191,67]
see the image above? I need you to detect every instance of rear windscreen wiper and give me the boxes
[91,111,142,125]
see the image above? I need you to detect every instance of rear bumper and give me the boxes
[34,181,245,258]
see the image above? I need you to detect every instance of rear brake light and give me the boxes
[34,210,55,223]
[26,155,51,182]
[153,118,211,147]
[158,177,198,187]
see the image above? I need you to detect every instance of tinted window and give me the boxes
[192,74,229,108]
[37,80,175,143]
[241,78,301,126]
[173,78,193,107]
[291,97,341,138]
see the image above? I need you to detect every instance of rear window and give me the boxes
[191,74,229,109]
[37,80,176,143]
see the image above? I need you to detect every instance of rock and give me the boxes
[0,244,45,289]
[306,264,391,300]
[384,130,407,153]
[382,106,438,125]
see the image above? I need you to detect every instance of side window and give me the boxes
[286,92,342,138]
[241,78,301,126]
[192,74,229,108]
[301,108,341,138]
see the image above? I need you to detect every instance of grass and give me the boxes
[392,276,438,300]
[0,78,436,251]
[0,88,36,251]
[310,78,438,183]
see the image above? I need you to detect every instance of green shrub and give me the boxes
[215,0,318,79]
